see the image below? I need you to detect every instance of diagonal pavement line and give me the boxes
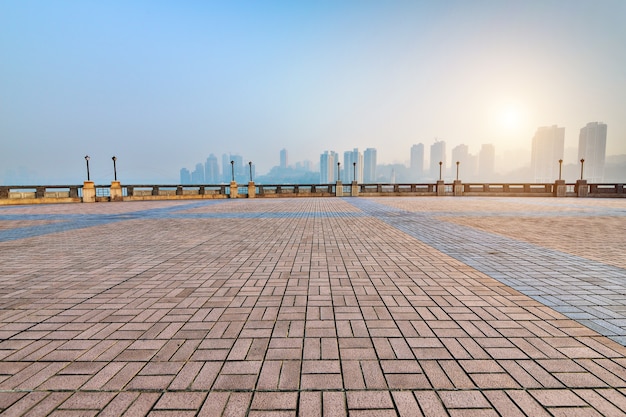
[347,198,626,346]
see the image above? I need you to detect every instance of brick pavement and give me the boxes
[0,197,625,416]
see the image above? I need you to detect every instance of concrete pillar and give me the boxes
[554,179,566,197]
[248,181,255,198]
[436,180,445,196]
[576,179,588,197]
[110,181,123,201]
[230,181,238,198]
[351,181,359,197]
[336,181,343,197]
[82,181,96,203]
[453,180,463,196]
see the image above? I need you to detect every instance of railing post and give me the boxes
[0,186,8,199]
[576,179,588,197]
[554,180,566,197]
[248,181,256,198]
[152,186,159,196]
[69,186,78,198]
[351,181,359,197]
[126,186,134,197]
[453,180,463,196]
[35,186,45,198]
[82,181,96,203]
[335,180,343,197]
[110,181,123,201]
[436,180,445,196]
[229,181,238,198]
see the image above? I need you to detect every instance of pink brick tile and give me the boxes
[346,391,393,409]
[154,392,206,410]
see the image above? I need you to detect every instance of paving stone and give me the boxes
[0,197,625,416]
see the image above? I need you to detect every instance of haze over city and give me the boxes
[2,0,625,184]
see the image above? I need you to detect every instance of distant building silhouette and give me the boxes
[191,163,204,184]
[531,125,564,182]
[451,144,469,178]
[320,151,338,183]
[280,149,288,169]
[343,148,363,182]
[222,154,231,182]
[578,122,607,182]
[205,154,219,183]
[364,148,377,183]
[478,144,495,180]
[410,144,424,180]
[180,168,191,184]
[430,140,446,179]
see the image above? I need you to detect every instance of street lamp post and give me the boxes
[353,162,356,182]
[439,161,442,181]
[558,159,563,181]
[230,160,235,182]
[580,158,585,180]
[112,156,117,181]
[456,161,460,181]
[248,161,253,182]
[337,162,341,181]
[85,155,90,181]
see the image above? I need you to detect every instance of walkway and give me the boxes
[0,197,625,416]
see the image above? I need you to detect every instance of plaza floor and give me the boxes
[0,197,625,416]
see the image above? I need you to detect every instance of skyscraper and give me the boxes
[578,122,607,182]
[363,148,377,183]
[343,148,363,182]
[410,144,424,180]
[180,168,191,184]
[478,144,495,180]
[531,125,564,182]
[205,154,219,183]
[191,163,205,184]
[430,140,446,179]
[451,144,469,180]
[320,151,337,183]
[222,153,231,182]
[280,148,288,169]
[231,154,244,182]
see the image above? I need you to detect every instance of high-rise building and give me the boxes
[191,163,205,184]
[222,154,231,182]
[531,125,564,182]
[343,148,363,182]
[478,144,495,180]
[451,144,470,180]
[280,149,288,169]
[430,140,446,179]
[578,122,607,182]
[205,154,219,183]
[320,151,338,183]
[180,168,191,184]
[410,144,424,180]
[363,148,377,183]
[231,154,244,182]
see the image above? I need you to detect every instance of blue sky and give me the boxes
[1,0,625,183]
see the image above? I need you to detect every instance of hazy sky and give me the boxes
[2,0,625,183]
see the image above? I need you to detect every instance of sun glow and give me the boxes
[497,104,524,131]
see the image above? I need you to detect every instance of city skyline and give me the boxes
[2,1,625,184]
[179,122,612,184]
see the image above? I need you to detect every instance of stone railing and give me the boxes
[0,180,624,205]
[0,185,82,204]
